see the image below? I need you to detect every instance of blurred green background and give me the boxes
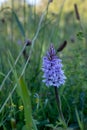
[0,0,87,130]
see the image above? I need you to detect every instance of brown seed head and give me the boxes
[57,40,67,52]
[74,4,80,21]
[25,39,32,46]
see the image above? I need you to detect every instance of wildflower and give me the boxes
[42,44,66,87]
[11,103,16,108]
[19,105,24,111]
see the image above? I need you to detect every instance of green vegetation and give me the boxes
[0,0,87,129]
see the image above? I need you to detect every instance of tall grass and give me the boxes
[0,0,87,130]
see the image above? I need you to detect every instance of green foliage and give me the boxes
[0,0,87,130]
[13,11,25,38]
[19,77,32,130]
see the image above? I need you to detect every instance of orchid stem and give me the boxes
[54,86,67,128]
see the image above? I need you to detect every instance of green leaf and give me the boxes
[77,31,84,40]
[8,51,37,130]
[22,125,26,130]
[13,11,25,37]
[75,107,84,130]
[3,126,7,130]
[19,77,32,130]
[8,51,32,130]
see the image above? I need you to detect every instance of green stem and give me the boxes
[54,86,67,128]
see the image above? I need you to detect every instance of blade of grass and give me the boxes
[75,107,84,130]
[13,11,25,37]
[8,51,32,130]
[8,51,37,130]
[19,77,32,130]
